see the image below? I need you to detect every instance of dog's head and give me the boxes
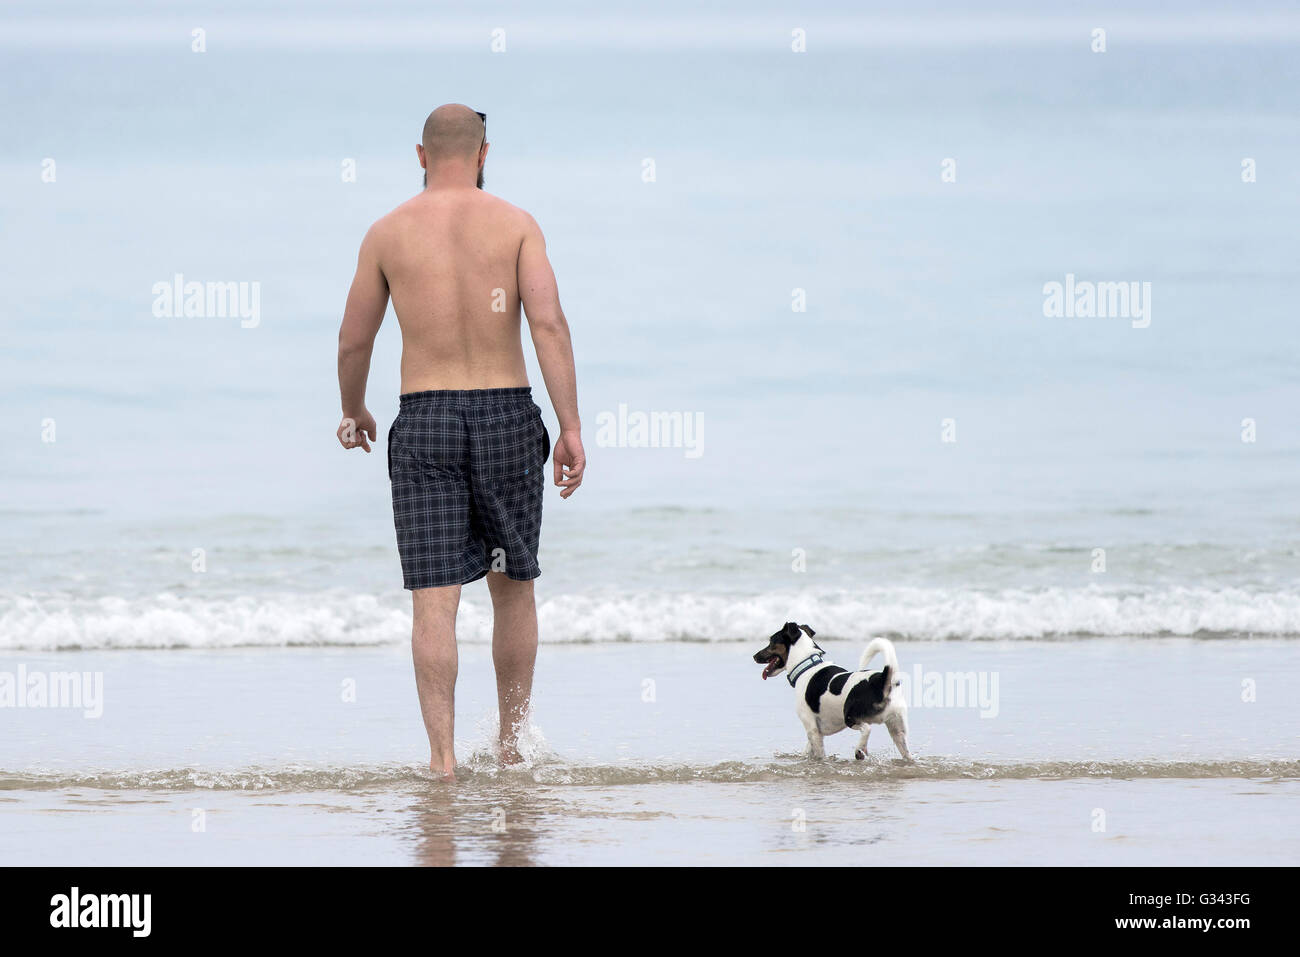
[752,622,816,681]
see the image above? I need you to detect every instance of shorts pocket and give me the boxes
[475,406,544,482]
[387,416,400,480]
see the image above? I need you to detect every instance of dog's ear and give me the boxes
[782,622,802,641]
[798,624,816,638]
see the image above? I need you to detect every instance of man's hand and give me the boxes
[552,430,585,498]
[337,409,378,452]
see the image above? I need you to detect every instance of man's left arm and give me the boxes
[336,225,389,452]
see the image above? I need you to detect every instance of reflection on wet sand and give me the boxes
[408,780,548,866]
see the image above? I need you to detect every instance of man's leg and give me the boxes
[412,585,461,779]
[486,572,538,764]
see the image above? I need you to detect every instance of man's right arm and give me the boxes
[518,214,584,498]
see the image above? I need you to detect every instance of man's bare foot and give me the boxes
[430,758,456,782]
[498,740,524,766]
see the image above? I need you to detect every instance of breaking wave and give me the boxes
[3,585,1300,650]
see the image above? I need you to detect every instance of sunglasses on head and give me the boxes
[475,111,487,140]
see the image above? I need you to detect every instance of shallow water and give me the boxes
[3,640,1297,865]
[5,776,1296,866]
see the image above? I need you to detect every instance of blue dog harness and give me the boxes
[786,652,825,687]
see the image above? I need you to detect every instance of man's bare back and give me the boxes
[371,189,532,392]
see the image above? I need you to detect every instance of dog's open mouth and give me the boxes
[759,657,784,680]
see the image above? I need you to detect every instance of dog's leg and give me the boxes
[853,725,871,760]
[804,726,825,760]
[884,711,912,763]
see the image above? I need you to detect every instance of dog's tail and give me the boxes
[860,637,901,694]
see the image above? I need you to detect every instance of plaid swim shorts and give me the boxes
[388,388,550,590]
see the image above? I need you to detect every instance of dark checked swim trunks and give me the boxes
[388,388,550,589]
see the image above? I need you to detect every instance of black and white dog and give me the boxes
[753,622,912,761]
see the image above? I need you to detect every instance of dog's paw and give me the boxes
[854,749,866,760]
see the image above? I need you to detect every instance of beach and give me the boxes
[3,637,1297,866]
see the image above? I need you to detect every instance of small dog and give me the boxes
[753,622,912,761]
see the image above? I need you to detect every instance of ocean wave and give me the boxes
[2,757,1297,792]
[3,585,1300,650]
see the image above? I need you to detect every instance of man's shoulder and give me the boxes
[360,202,408,248]
[372,195,427,230]
[478,192,539,232]
[360,195,444,250]
[379,191,535,228]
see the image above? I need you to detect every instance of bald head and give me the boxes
[421,104,486,159]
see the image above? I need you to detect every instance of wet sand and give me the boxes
[2,638,1297,865]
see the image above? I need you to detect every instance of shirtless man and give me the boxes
[335,104,584,779]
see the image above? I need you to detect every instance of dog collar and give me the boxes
[786,652,824,686]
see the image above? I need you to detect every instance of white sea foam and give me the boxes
[3,585,1299,650]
